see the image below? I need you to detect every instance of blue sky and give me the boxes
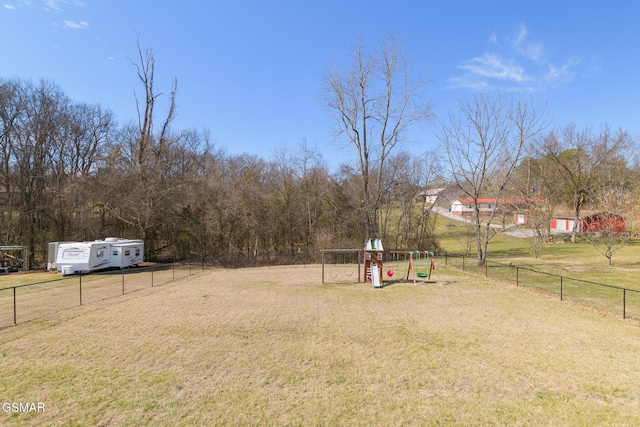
[2,1,639,169]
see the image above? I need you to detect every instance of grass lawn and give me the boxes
[434,211,640,290]
[2,265,640,425]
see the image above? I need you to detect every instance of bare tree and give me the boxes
[579,136,636,265]
[541,124,632,243]
[0,78,118,265]
[291,139,328,253]
[583,185,635,266]
[510,150,560,256]
[130,36,177,169]
[324,36,431,239]
[438,93,547,266]
[270,147,302,257]
[379,150,441,250]
[110,38,179,255]
[0,79,22,244]
[48,102,115,241]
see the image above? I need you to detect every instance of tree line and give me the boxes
[437,91,638,266]
[1,38,637,269]
[0,74,439,268]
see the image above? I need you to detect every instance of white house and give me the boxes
[450,198,500,216]
[450,197,544,218]
[413,188,446,205]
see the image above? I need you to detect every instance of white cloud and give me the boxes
[448,75,490,91]
[64,19,88,30]
[44,0,86,12]
[3,4,16,10]
[44,0,62,12]
[451,24,579,92]
[544,58,580,85]
[459,54,529,83]
[487,30,499,46]
[510,23,544,62]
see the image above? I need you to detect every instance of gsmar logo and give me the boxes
[2,402,45,413]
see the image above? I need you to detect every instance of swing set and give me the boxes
[385,250,438,284]
[320,249,362,284]
[320,240,439,286]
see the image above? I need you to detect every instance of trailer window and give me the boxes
[113,250,118,256]
[97,250,104,258]
[125,249,130,256]
[135,248,140,257]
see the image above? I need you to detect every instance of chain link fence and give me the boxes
[0,253,336,330]
[0,261,201,330]
[205,252,322,268]
[12,250,636,329]
[444,253,640,321]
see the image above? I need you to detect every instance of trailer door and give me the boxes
[110,246,121,268]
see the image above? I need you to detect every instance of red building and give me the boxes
[582,212,626,233]
[550,212,626,234]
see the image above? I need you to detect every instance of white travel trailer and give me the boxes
[47,241,73,271]
[55,238,144,275]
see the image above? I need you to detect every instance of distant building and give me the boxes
[450,197,543,218]
[413,188,446,205]
[550,212,626,234]
[549,215,581,233]
[583,212,626,233]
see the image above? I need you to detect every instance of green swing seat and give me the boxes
[415,251,433,278]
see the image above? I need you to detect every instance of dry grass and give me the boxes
[0,266,192,329]
[2,265,640,425]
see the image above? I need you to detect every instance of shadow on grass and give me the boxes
[377,277,455,288]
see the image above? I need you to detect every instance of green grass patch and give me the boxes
[436,212,640,291]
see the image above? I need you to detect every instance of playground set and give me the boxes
[321,238,438,288]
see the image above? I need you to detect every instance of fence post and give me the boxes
[516,267,519,287]
[623,289,626,319]
[151,266,154,287]
[560,276,563,301]
[173,262,175,281]
[462,256,465,271]
[485,261,488,278]
[13,286,17,326]
[122,269,125,295]
[80,274,83,306]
